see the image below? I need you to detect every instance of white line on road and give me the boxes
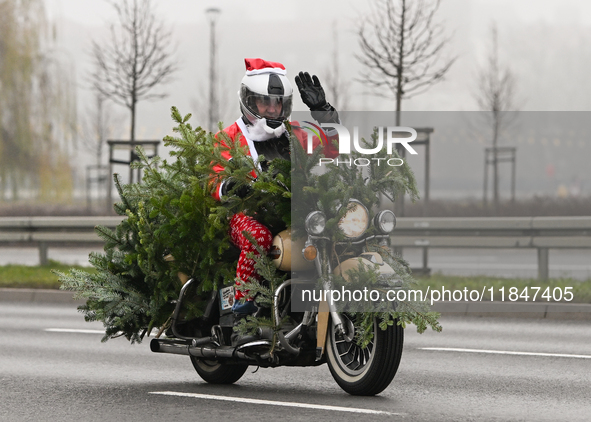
[45,328,105,334]
[420,347,591,359]
[149,391,402,416]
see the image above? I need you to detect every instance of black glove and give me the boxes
[295,71,339,124]
[221,178,252,199]
[295,71,327,110]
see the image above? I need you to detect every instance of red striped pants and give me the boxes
[229,213,273,300]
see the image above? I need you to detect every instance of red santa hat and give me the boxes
[244,58,287,76]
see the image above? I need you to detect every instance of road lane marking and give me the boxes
[149,391,402,416]
[419,347,591,359]
[45,328,105,334]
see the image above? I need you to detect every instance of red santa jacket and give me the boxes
[212,118,339,201]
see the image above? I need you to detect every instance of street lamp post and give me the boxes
[206,7,221,133]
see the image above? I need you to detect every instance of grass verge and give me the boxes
[0,260,97,289]
[1,263,589,304]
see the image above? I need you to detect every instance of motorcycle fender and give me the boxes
[316,299,330,359]
[333,252,396,282]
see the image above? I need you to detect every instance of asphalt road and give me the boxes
[1,302,590,421]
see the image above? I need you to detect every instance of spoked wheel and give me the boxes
[326,314,404,396]
[190,357,248,384]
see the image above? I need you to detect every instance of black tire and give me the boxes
[190,357,248,384]
[326,315,404,396]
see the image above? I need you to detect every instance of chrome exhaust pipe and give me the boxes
[150,338,257,362]
[150,338,191,355]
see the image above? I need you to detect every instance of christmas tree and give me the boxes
[56,107,441,345]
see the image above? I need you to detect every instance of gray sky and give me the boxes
[43,0,591,197]
[45,0,591,113]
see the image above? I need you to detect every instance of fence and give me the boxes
[1,216,590,280]
[392,216,591,280]
[0,216,122,265]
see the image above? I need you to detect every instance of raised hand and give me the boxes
[294,71,327,111]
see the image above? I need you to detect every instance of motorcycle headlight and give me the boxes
[338,200,369,239]
[305,211,326,236]
[374,210,396,234]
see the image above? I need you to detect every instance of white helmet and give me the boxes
[239,58,293,129]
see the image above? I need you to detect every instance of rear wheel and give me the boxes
[190,357,248,384]
[326,315,404,396]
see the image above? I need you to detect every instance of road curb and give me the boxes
[432,301,591,320]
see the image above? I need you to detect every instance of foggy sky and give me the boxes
[43,0,591,198]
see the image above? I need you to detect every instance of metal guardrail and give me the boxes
[392,216,591,280]
[0,216,123,265]
[0,216,590,280]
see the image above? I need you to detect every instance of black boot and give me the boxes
[230,300,259,347]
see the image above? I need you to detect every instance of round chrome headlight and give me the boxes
[374,210,396,234]
[305,211,326,236]
[338,200,369,239]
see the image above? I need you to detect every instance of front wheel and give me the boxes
[190,357,248,384]
[326,315,404,396]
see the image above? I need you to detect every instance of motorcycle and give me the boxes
[149,199,403,396]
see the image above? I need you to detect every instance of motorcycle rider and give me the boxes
[212,58,340,320]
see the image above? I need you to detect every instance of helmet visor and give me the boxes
[243,90,292,121]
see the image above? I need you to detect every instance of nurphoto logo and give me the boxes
[303,123,418,167]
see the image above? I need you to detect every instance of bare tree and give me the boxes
[79,89,123,167]
[357,0,455,125]
[0,0,76,201]
[474,23,518,211]
[78,87,125,212]
[91,0,177,144]
[324,21,351,111]
[357,0,454,217]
